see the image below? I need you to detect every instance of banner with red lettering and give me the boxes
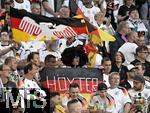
[40,68,103,94]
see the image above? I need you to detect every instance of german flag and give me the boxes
[68,0,115,44]
[10,8,93,42]
[69,0,84,17]
[0,12,6,29]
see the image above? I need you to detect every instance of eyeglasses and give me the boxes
[139,51,149,54]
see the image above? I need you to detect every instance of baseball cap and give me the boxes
[98,83,107,91]
[114,0,119,5]
[127,64,138,71]
[133,75,145,84]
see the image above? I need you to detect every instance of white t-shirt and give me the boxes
[63,0,83,8]
[19,78,46,103]
[145,80,150,89]
[90,93,115,113]
[118,42,138,66]
[80,5,100,25]
[94,53,103,68]
[0,43,14,65]
[113,0,121,23]
[103,74,110,87]
[127,18,148,32]
[118,0,124,8]
[13,0,31,12]
[44,0,55,17]
[128,87,150,103]
[107,87,132,113]
[18,41,46,60]
[19,78,46,108]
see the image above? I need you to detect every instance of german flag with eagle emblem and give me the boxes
[10,7,97,42]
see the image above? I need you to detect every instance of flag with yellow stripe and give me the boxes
[10,8,95,42]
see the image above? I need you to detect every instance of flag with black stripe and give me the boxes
[69,0,84,17]
[10,7,92,42]
[68,0,116,44]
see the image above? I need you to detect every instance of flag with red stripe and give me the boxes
[0,11,6,28]
[0,12,5,20]
[10,8,94,42]
[69,0,84,17]
[68,0,116,44]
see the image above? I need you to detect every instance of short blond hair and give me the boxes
[109,72,120,80]
[116,21,128,32]
[31,3,40,10]
[94,12,104,19]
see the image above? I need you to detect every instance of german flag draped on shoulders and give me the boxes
[10,7,97,42]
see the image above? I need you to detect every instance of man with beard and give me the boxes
[119,64,138,90]
[128,75,150,99]
[128,75,150,113]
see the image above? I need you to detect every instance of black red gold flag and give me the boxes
[10,7,93,42]
[69,0,84,17]
[68,0,115,44]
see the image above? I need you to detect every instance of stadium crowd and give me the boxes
[0,0,150,113]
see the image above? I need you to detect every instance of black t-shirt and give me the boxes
[135,0,148,7]
[119,80,132,90]
[111,63,128,81]
[118,4,137,16]
[3,81,18,101]
[3,81,17,88]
